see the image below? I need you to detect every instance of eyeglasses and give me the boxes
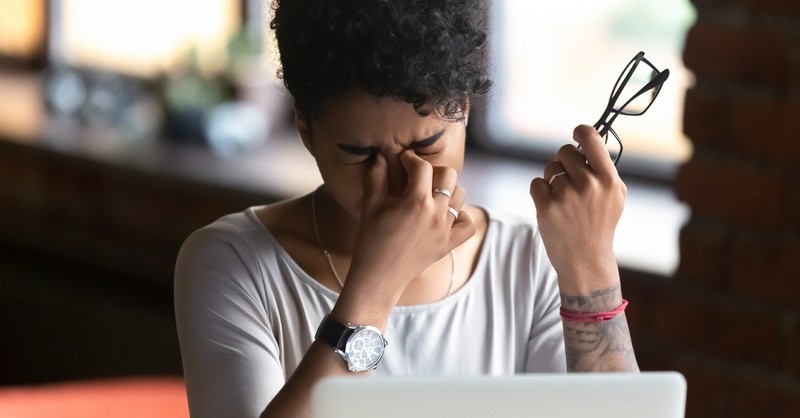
[593,51,670,165]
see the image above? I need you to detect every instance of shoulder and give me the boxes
[175,204,318,296]
[175,208,285,297]
[178,209,263,261]
[482,208,542,245]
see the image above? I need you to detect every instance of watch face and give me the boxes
[344,326,387,372]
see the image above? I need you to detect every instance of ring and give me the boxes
[447,206,459,219]
[433,188,452,199]
[548,171,567,185]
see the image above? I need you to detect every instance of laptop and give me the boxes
[311,372,686,418]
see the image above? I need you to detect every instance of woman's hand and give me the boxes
[529,125,627,296]
[334,150,475,322]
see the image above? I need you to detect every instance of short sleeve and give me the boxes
[174,226,285,418]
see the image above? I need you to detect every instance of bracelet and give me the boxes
[559,299,629,323]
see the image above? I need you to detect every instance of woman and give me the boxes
[174,0,637,417]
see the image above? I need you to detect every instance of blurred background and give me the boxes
[0,0,295,388]
[0,0,798,417]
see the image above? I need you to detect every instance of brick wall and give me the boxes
[627,0,800,416]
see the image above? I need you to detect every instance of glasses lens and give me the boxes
[612,60,660,116]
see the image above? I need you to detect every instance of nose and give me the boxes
[383,152,408,198]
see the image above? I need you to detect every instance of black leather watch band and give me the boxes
[315,314,354,351]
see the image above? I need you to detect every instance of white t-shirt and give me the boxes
[174,207,566,418]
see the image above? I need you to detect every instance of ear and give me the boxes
[294,103,314,155]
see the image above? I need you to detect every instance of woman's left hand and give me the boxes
[529,124,627,296]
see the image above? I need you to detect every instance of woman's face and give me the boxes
[298,91,467,220]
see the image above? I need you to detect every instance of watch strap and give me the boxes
[315,314,354,351]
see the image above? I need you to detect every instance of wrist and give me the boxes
[559,283,623,313]
[330,271,399,331]
[315,314,388,373]
[560,299,628,323]
[554,254,620,297]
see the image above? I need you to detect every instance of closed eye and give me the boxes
[337,144,379,157]
[336,128,447,163]
[411,129,446,156]
[411,130,444,150]
[336,144,377,165]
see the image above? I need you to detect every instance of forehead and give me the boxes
[313,92,450,144]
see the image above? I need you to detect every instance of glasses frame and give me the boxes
[593,51,670,165]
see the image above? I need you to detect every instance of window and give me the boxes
[51,0,243,78]
[0,0,47,63]
[478,0,696,179]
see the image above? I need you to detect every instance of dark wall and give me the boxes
[0,138,276,385]
[623,1,800,417]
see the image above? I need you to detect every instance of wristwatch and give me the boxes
[315,314,388,372]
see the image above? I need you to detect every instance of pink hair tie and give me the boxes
[560,299,629,323]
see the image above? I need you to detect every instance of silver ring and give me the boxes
[433,188,452,199]
[447,206,459,219]
[548,171,567,185]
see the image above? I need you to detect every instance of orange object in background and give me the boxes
[0,377,188,418]
[0,0,46,59]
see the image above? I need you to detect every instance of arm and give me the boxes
[530,124,639,372]
[262,151,475,416]
[560,284,638,372]
[175,151,470,417]
[175,227,287,418]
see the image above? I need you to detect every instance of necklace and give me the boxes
[311,189,456,300]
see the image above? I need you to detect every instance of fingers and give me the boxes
[368,149,467,231]
[530,176,550,208]
[533,124,619,202]
[407,157,471,249]
[447,184,466,218]
[399,151,462,218]
[431,165,459,203]
[449,208,475,249]
[438,183,473,251]
[532,131,589,207]
[399,149,434,199]
[572,124,615,177]
[543,160,570,185]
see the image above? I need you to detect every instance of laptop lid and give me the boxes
[311,372,686,418]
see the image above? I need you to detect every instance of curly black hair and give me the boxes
[270,0,492,121]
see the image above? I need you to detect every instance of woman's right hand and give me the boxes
[334,150,475,322]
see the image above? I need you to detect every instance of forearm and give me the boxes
[261,269,398,417]
[560,285,639,372]
[260,341,355,418]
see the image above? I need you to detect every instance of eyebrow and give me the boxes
[411,129,446,148]
[336,129,446,155]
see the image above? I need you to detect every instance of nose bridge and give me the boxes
[383,149,408,197]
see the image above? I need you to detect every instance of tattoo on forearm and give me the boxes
[560,285,639,372]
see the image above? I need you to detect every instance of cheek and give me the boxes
[341,181,365,217]
[320,167,367,219]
